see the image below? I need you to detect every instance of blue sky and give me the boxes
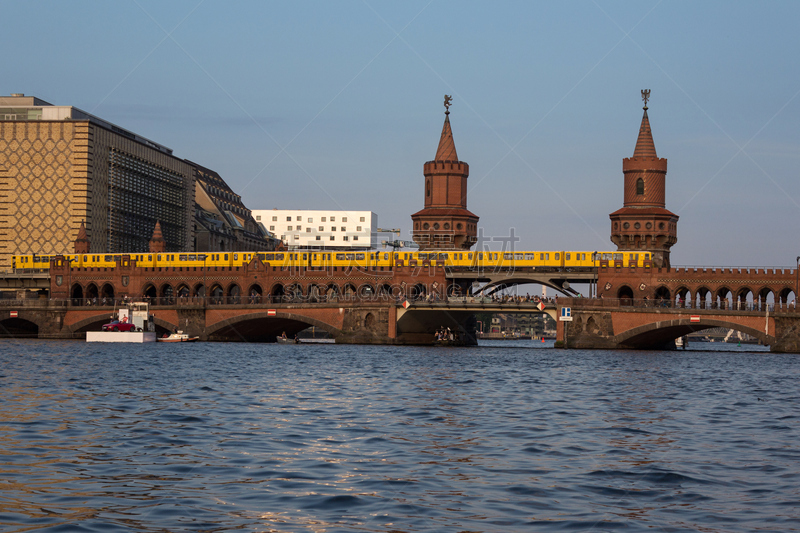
[4,0,799,267]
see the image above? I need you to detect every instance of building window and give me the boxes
[316,236,321,241]
[353,236,358,241]
[360,217,365,222]
[343,236,349,241]
[342,217,347,222]
[331,227,336,231]
[296,216,301,221]
[286,216,292,221]
[318,226,324,231]
[341,227,345,232]
[294,235,299,239]
[330,216,335,222]
[357,226,362,231]
[322,217,326,222]
[330,236,335,241]
[297,225,301,231]
[269,225,275,231]
[272,216,277,221]
[636,178,644,195]
[287,226,292,231]
[308,218,313,223]
[306,228,311,232]
[256,215,261,221]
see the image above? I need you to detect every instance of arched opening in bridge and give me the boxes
[285,283,303,302]
[101,283,115,302]
[325,283,339,301]
[617,285,634,305]
[778,288,796,311]
[142,284,157,300]
[228,284,241,304]
[307,284,322,303]
[674,287,690,308]
[715,287,733,310]
[271,283,284,303]
[735,287,753,310]
[654,286,671,304]
[410,283,426,301]
[0,317,38,338]
[86,283,99,303]
[193,283,205,298]
[342,283,356,301]
[364,312,375,329]
[695,287,712,309]
[209,284,224,305]
[160,284,174,305]
[70,284,83,303]
[378,283,393,300]
[177,284,190,299]
[206,314,336,343]
[358,283,375,300]
[248,284,263,303]
[757,288,774,311]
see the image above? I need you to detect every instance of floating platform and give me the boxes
[86,331,157,343]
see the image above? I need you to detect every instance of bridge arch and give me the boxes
[101,283,115,300]
[71,283,83,301]
[143,283,157,300]
[614,317,774,349]
[204,311,343,343]
[0,316,39,337]
[86,283,99,302]
[228,283,241,304]
[617,285,634,302]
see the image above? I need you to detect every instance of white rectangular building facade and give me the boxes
[251,210,377,250]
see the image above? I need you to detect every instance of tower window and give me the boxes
[636,178,644,195]
[426,180,431,197]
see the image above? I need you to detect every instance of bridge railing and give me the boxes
[562,297,794,313]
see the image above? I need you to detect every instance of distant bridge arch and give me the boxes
[614,318,774,349]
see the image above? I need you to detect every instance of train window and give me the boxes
[356,254,365,260]
[180,255,188,261]
[83,255,88,261]
[581,253,585,261]
[418,253,427,260]
[439,254,447,260]
[384,253,388,260]
[224,254,229,260]
[645,254,651,260]
[302,254,307,260]
[540,253,544,260]
[566,253,571,261]
[157,255,162,261]
[555,253,560,260]
[515,253,523,260]
[234,254,238,260]
[275,254,284,260]
[404,253,408,260]
[545,253,549,260]
[148,255,152,261]
[468,253,472,260]
[478,253,482,260]
[614,253,622,261]
[336,254,345,260]
[346,254,354,260]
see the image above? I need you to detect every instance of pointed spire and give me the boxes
[149,221,166,253]
[633,91,657,158]
[435,114,459,162]
[74,220,90,254]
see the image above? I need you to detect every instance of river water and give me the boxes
[0,339,797,532]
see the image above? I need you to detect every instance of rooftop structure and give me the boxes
[251,209,377,250]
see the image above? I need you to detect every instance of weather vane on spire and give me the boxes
[444,95,452,115]
[641,89,650,110]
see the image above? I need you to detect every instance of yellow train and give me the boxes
[13,250,651,272]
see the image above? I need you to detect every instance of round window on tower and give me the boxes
[457,223,463,230]
[634,222,641,229]
[434,223,440,230]
[659,222,665,230]
[645,222,652,229]
[444,223,450,229]
[423,223,429,230]
[623,222,630,229]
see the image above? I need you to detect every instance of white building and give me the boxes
[251,210,377,250]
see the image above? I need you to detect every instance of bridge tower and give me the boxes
[74,220,90,254]
[609,91,678,268]
[411,96,479,250]
[149,221,166,253]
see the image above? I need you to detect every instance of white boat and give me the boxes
[158,331,199,342]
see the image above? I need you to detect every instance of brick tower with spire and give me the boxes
[411,96,479,250]
[609,91,678,268]
[149,221,166,253]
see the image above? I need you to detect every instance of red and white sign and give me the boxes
[537,302,545,311]
[402,300,411,309]
[9,311,17,318]
[690,315,700,323]
[267,309,276,316]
